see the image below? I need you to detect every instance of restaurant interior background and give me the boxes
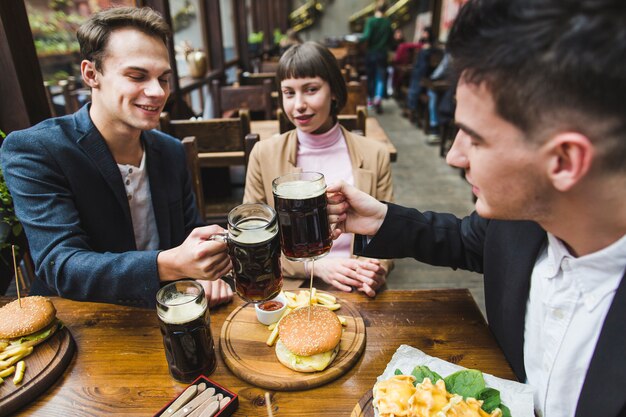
[1,0,484,313]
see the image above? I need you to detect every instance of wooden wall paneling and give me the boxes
[0,0,51,133]
[431,0,442,43]
[252,0,262,33]
[276,0,290,33]
[267,0,276,48]
[207,0,225,72]
[233,0,251,71]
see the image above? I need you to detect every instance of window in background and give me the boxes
[26,0,136,115]
[26,0,136,83]
[170,0,208,78]
[220,0,238,83]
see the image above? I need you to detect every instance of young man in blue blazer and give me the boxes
[1,7,233,308]
[327,0,626,416]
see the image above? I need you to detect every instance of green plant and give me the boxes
[0,130,23,258]
[248,31,264,44]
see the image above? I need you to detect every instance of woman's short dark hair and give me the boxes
[448,0,626,172]
[276,42,348,118]
[77,7,170,72]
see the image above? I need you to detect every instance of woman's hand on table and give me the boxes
[314,257,387,297]
[198,279,233,307]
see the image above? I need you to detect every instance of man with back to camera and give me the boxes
[327,0,626,416]
[0,7,233,308]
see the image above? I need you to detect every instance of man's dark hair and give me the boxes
[448,0,626,172]
[77,7,170,72]
[276,41,347,118]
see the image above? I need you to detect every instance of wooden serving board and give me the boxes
[0,327,75,417]
[220,293,366,391]
[350,389,375,417]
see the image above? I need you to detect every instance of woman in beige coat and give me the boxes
[243,42,394,297]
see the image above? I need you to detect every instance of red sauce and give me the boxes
[259,300,284,311]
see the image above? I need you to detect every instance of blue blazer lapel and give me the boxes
[74,108,134,237]
[575,270,626,417]
[144,134,171,249]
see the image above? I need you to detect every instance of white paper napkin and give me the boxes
[374,345,535,417]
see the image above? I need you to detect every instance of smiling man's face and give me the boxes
[88,28,171,137]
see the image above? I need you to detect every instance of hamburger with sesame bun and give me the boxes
[0,296,59,348]
[275,305,342,372]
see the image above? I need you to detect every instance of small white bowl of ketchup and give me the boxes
[255,292,288,325]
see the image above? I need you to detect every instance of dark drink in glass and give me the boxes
[229,217,282,302]
[211,203,283,303]
[272,172,332,261]
[156,281,216,383]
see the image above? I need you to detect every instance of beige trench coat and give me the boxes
[243,126,394,288]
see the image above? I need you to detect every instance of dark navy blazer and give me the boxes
[357,203,626,417]
[1,105,203,308]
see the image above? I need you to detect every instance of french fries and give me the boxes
[265,307,293,346]
[264,288,347,347]
[13,360,25,384]
[0,366,16,378]
[0,342,32,385]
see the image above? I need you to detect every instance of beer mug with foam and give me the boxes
[210,203,282,303]
[156,280,216,382]
[272,172,333,261]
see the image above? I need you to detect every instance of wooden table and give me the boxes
[2,289,515,416]
[251,118,398,162]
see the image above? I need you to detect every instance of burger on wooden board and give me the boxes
[0,296,60,348]
[275,305,342,372]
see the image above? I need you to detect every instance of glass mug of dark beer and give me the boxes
[156,280,216,383]
[210,203,283,303]
[272,172,333,261]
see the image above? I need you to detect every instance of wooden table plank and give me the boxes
[251,118,398,162]
[2,289,514,416]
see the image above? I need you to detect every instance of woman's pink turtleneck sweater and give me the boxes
[296,123,353,258]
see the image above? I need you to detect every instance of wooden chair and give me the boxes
[277,105,367,136]
[340,76,368,115]
[160,110,260,225]
[259,60,279,73]
[211,79,274,120]
[160,109,258,167]
[237,70,277,90]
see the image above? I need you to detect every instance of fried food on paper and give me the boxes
[373,375,502,417]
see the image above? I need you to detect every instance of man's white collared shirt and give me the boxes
[524,233,626,417]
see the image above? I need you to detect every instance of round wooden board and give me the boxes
[220,293,366,391]
[0,326,75,417]
[350,389,375,417]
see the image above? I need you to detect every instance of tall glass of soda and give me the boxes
[156,280,216,383]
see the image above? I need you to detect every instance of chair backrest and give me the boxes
[179,133,259,224]
[259,60,279,73]
[237,70,277,91]
[211,79,274,120]
[160,109,252,156]
[340,75,368,115]
[277,105,367,136]
[181,136,205,218]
